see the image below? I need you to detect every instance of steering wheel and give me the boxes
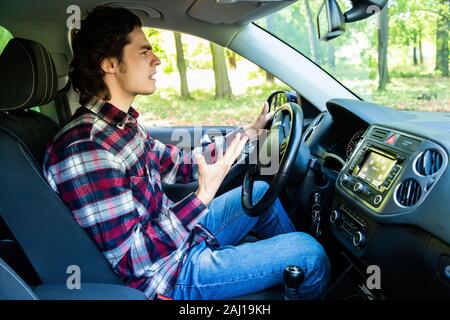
[241,100,304,217]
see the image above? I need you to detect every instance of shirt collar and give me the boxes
[85,97,140,129]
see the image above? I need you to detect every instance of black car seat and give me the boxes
[0,37,125,288]
[0,256,145,300]
[0,257,38,300]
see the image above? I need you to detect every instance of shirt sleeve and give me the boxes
[149,127,248,184]
[43,139,207,279]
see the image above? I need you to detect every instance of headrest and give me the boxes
[0,38,57,111]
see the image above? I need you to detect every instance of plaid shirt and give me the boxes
[43,97,244,299]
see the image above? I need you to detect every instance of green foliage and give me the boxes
[389,0,435,48]
[134,84,277,126]
[255,0,449,94]
[0,26,13,55]
[134,1,449,122]
[189,41,212,69]
[370,76,450,112]
[134,76,449,127]
[163,60,174,73]
[145,28,167,60]
[246,68,265,81]
[389,65,435,78]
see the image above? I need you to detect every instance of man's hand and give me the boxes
[244,102,274,139]
[195,133,248,206]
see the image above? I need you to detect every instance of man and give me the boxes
[43,5,329,300]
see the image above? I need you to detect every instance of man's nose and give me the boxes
[150,52,161,66]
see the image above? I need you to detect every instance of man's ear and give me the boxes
[100,56,117,74]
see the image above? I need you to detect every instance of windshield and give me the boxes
[255,0,449,112]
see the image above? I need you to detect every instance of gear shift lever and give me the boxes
[283,265,305,300]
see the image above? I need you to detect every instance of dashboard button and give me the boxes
[353,182,364,194]
[353,231,366,247]
[339,174,350,184]
[374,195,383,205]
[330,210,341,224]
[445,265,450,280]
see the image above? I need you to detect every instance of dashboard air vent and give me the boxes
[304,112,327,142]
[395,179,422,207]
[312,112,325,126]
[303,127,314,142]
[371,128,388,141]
[415,149,443,176]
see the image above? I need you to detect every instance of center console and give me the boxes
[338,127,420,211]
[331,125,447,256]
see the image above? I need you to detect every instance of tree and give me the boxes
[226,50,237,69]
[210,42,232,99]
[378,5,389,90]
[389,0,432,66]
[303,0,321,64]
[419,40,424,65]
[327,42,336,70]
[435,0,449,76]
[265,71,275,83]
[173,32,191,99]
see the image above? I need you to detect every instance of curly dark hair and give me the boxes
[69,6,142,106]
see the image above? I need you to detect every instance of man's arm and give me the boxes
[149,102,272,185]
[149,127,247,184]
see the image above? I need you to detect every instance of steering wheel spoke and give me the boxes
[242,101,304,216]
[280,138,288,157]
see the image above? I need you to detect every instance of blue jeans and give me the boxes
[172,181,330,300]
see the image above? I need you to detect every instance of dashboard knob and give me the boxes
[353,231,366,247]
[330,210,341,224]
[374,195,383,205]
[353,182,364,194]
[340,174,350,184]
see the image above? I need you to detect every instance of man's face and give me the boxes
[115,26,161,96]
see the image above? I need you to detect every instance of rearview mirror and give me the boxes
[317,0,346,41]
[343,0,388,23]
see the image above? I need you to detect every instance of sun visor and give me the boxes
[187,0,296,25]
[105,2,163,20]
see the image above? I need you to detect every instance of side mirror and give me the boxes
[317,0,346,41]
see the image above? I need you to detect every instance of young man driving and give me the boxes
[43,5,329,300]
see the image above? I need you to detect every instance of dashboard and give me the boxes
[301,98,450,299]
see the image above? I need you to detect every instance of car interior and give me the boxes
[0,0,449,300]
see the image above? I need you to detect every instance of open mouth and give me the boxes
[148,72,157,80]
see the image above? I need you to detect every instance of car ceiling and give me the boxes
[0,0,295,85]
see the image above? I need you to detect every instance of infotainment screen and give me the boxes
[355,151,396,189]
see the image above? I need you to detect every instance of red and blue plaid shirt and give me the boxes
[43,97,243,299]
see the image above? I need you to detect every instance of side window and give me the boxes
[0,26,13,56]
[135,28,290,127]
